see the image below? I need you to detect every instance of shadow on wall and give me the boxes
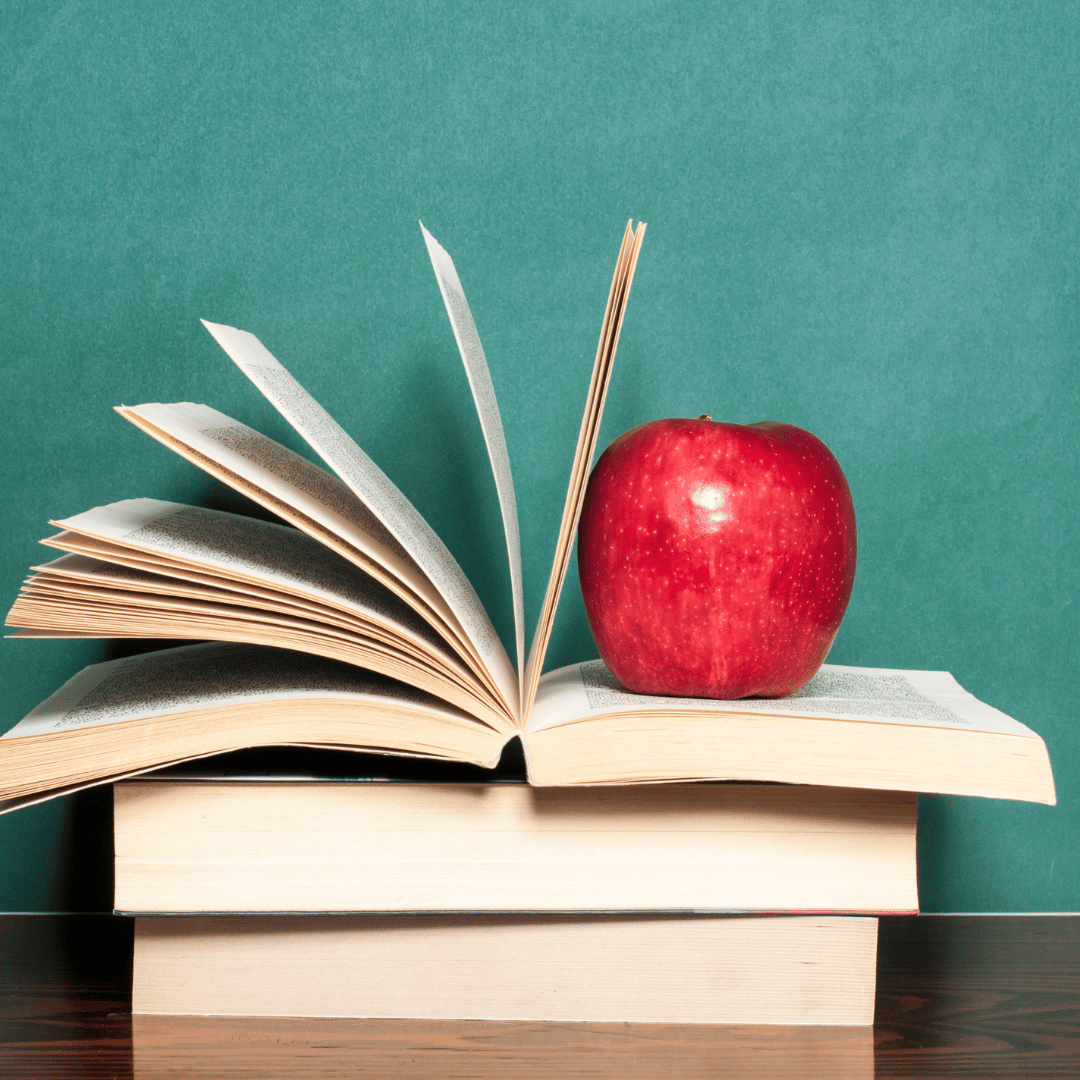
[44,785,115,912]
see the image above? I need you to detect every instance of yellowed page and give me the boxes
[37,500,465,671]
[8,553,509,728]
[0,642,506,809]
[117,402,513,716]
[521,221,646,716]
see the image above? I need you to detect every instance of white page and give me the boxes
[117,402,506,704]
[46,499,461,663]
[119,404,422,584]
[421,223,525,714]
[2,642,473,740]
[528,660,1045,738]
[200,322,519,720]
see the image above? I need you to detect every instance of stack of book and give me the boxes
[0,223,1056,1024]
[116,749,913,1024]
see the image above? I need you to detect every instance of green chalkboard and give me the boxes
[1,1,1076,912]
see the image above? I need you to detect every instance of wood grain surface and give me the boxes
[1,914,1078,1078]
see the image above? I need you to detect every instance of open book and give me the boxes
[2,223,1055,810]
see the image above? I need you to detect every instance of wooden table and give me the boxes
[1,914,1078,1078]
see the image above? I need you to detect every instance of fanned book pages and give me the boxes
[1,222,1055,810]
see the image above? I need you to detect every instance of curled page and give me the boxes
[0,642,507,809]
[522,221,647,717]
[421,223,525,715]
[3,643,466,741]
[528,661,1053,736]
[199,323,519,721]
[115,407,467,653]
[43,499,449,652]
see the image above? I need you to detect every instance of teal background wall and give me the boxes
[1,1,1076,911]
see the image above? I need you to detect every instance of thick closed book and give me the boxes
[0,222,1054,809]
[131,913,880,1025]
[113,776,918,915]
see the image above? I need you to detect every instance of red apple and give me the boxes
[577,417,856,699]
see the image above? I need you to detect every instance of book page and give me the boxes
[421,223,525,714]
[40,500,456,661]
[1,642,474,741]
[116,402,512,714]
[521,221,647,716]
[0,753,246,816]
[527,660,1046,738]
[11,560,510,728]
[199,322,519,719]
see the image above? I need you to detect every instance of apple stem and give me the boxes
[697,414,712,421]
